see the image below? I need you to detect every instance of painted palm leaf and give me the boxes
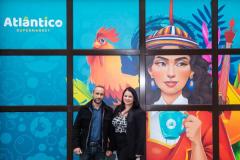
[232,141,240,159]
[191,4,227,48]
[204,5,211,20]
[73,79,92,105]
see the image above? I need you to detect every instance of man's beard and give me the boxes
[94,98,102,104]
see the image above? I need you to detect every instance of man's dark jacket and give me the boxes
[72,100,114,152]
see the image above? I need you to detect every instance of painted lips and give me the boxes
[164,81,178,88]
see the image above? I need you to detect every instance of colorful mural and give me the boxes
[147,111,213,160]
[220,111,240,160]
[73,0,139,49]
[146,0,213,49]
[219,0,240,48]
[0,0,240,160]
[73,55,139,107]
[145,55,212,106]
[219,55,240,104]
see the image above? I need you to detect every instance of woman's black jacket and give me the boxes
[72,100,114,152]
[112,105,146,158]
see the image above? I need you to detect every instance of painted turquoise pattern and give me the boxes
[73,0,139,49]
[0,112,67,160]
[0,56,66,106]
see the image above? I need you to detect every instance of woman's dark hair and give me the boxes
[146,55,212,105]
[121,87,140,110]
[113,87,141,116]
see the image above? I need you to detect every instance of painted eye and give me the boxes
[155,61,166,67]
[176,62,188,67]
[99,38,105,45]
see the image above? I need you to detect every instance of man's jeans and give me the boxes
[80,142,105,160]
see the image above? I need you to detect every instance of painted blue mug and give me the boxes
[159,111,188,140]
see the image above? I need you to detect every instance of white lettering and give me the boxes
[30,19,38,27]
[55,20,63,27]
[3,17,12,27]
[13,17,18,27]
[38,18,44,27]
[48,19,55,27]
[23,18,29,27]
[44,17,48,27]
[19,18,22,26]
[3,17,63,30]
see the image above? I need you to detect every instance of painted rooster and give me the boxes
[87,27,139,104]
[93,27,119,49]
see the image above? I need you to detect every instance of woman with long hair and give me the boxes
[112,87,145,160]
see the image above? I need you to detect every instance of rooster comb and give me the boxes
[96,27,119,43]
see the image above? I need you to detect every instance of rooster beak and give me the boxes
[93,41,100,49]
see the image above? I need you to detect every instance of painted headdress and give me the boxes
[146,0,199,49]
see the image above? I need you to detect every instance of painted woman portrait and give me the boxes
[145,1,235,159]
[145,25,214,160]
[146,53,212,105]
[145,0,213,106]
[145,28,235,159]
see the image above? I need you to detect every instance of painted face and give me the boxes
[93,87,104,104]
[123,90,134,106]
[148,55,194,97]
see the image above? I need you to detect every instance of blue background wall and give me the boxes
[0,112,67,160]
[0,0,66,49]
[0,0,240,160]
[0,56,66,106]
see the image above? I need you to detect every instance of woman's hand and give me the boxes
[184,115,208,160]
[105,150,112,157]
[184,115,202,144]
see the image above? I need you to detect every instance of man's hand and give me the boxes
[136,155,141,160]
[73,147,82,155]
[105,150,112,157]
